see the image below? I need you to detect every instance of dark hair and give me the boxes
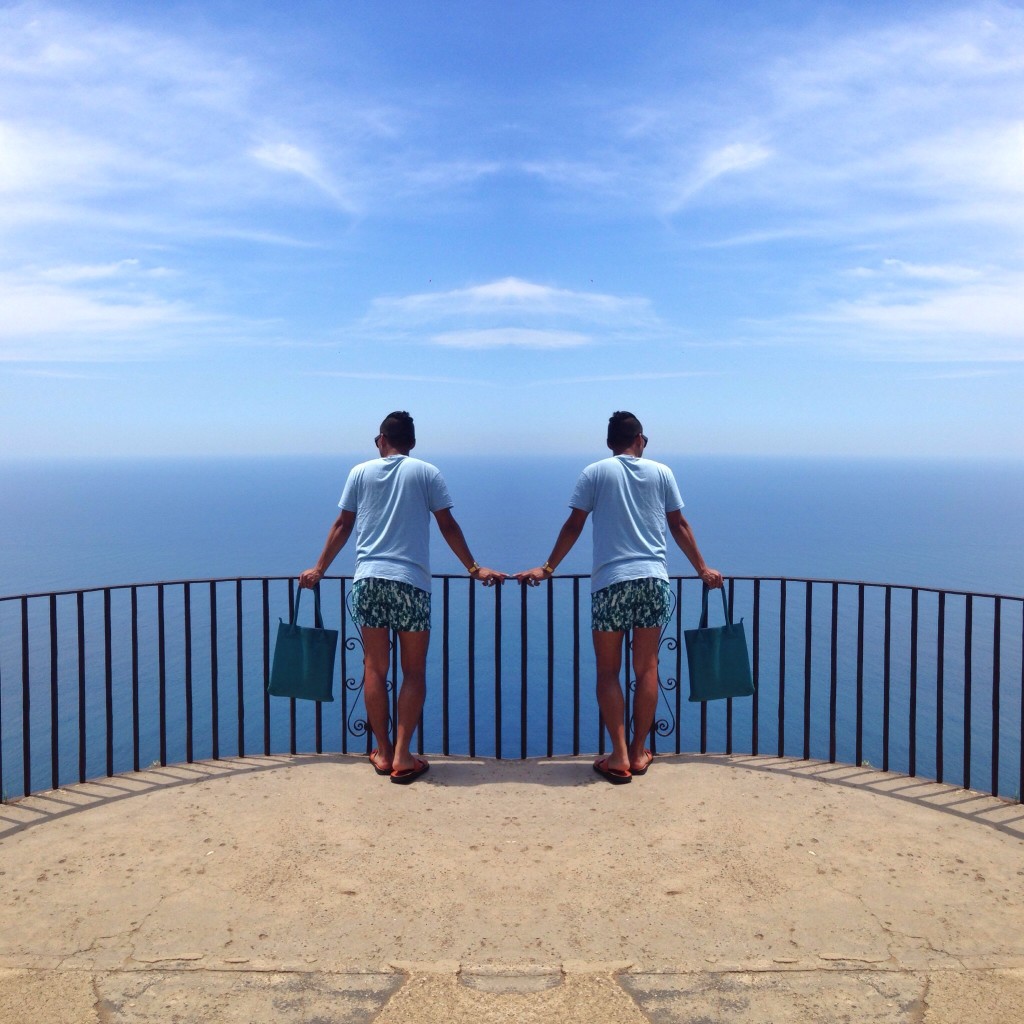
[607,410,643,450]
[380,410,415,448]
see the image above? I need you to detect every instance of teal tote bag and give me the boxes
[268,584,338,702]
[684,586,754,702]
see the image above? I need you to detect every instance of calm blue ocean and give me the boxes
[1,455,1022,800]
[2,454,1023,596]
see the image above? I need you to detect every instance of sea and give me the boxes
[3,454,1023,595]
[1,455,1023,799]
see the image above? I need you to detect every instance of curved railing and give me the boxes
[1,575,1021,802]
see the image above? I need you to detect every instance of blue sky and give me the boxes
[1,0,1023,458]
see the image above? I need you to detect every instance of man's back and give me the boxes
[340,455,452,591]
[570,455,684,591]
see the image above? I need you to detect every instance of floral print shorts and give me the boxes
[351,578,432,632]
[591,577,671,632]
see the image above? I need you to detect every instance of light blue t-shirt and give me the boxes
[569,455,685,593]
[339,455,453,594]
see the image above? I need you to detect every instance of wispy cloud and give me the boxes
[530,5,1024,247]
[878,260,984,284]
[909,368,1011,380]
[432,328,590,349]
[0,5,496,245]
[303,370,492,385]
[249,141,357,211]
[533,371,718,385]
[4,2,1023,377]
[800,261,1024,361]
[829,280,1024,346]
[2,367,118,380]
[0,5,504,360]
[0,264,210,361]
[361,277,662,347]
[746,26,1024,243]
[665,142,774,212]
[519,159,622,195]
[39,260,175,283]
[0,12,254,214]
[373,277,655,320]
[620,7,1024,363]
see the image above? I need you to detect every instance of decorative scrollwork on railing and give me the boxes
[652,588,680,739]
[626,588,679,741]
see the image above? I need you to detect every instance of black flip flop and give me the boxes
[390,758,430,785]
[593,758,632,785]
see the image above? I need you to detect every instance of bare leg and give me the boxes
[629,626,661,771]
[361,627,394,768]
[593,630,630,773]
[391,629,430,774]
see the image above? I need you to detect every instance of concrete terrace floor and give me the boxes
[0,754,1022,1024]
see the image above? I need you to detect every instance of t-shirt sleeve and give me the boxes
[568,469,594,512]
[662,466,685,513]
[338,465,361,511]
[428,469,454,512]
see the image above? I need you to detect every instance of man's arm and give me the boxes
[299,509,356,589]
[515,507,589,585]
[433,507,506,586]
[666,509,723,589]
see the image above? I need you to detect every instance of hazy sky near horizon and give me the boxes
[2,0,1023,459]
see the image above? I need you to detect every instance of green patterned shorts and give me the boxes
[591,578,672,632]
[351,578,432,632]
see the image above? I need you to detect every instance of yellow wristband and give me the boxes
[468,562,480,575]
[542,562,554,575]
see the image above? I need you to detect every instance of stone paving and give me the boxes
[0,754,1022,1022]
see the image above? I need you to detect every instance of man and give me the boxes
[516,411,723,784]
[300,411,504,784]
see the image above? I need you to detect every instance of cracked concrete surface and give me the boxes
[0,754,1022,1022]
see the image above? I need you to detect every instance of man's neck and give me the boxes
[610,442,643,458]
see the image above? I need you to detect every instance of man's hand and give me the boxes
[514,567,549,587]
[472,566,507,587]
[299,568,323,589]
[699,567,724,589]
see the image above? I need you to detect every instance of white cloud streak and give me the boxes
[39,260,174,282]
[303,370,492,385]
[799,261,1024,361]
[432,328,590,349]
[665,142,774,211]
[361,277,663,348]
[859,261,984,284]
[0,280,193,361]
[0,4,498,241]
[534,371,718,385]
[522,5,1024,247]
[374,277,655,322]
[0,258,222,361]
[830,280,1024,343]
[249,141,357,211]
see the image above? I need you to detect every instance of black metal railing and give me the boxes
[1,575,1021,803]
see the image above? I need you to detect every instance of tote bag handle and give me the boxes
[291,585,325,630]
[697,585,733,630]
